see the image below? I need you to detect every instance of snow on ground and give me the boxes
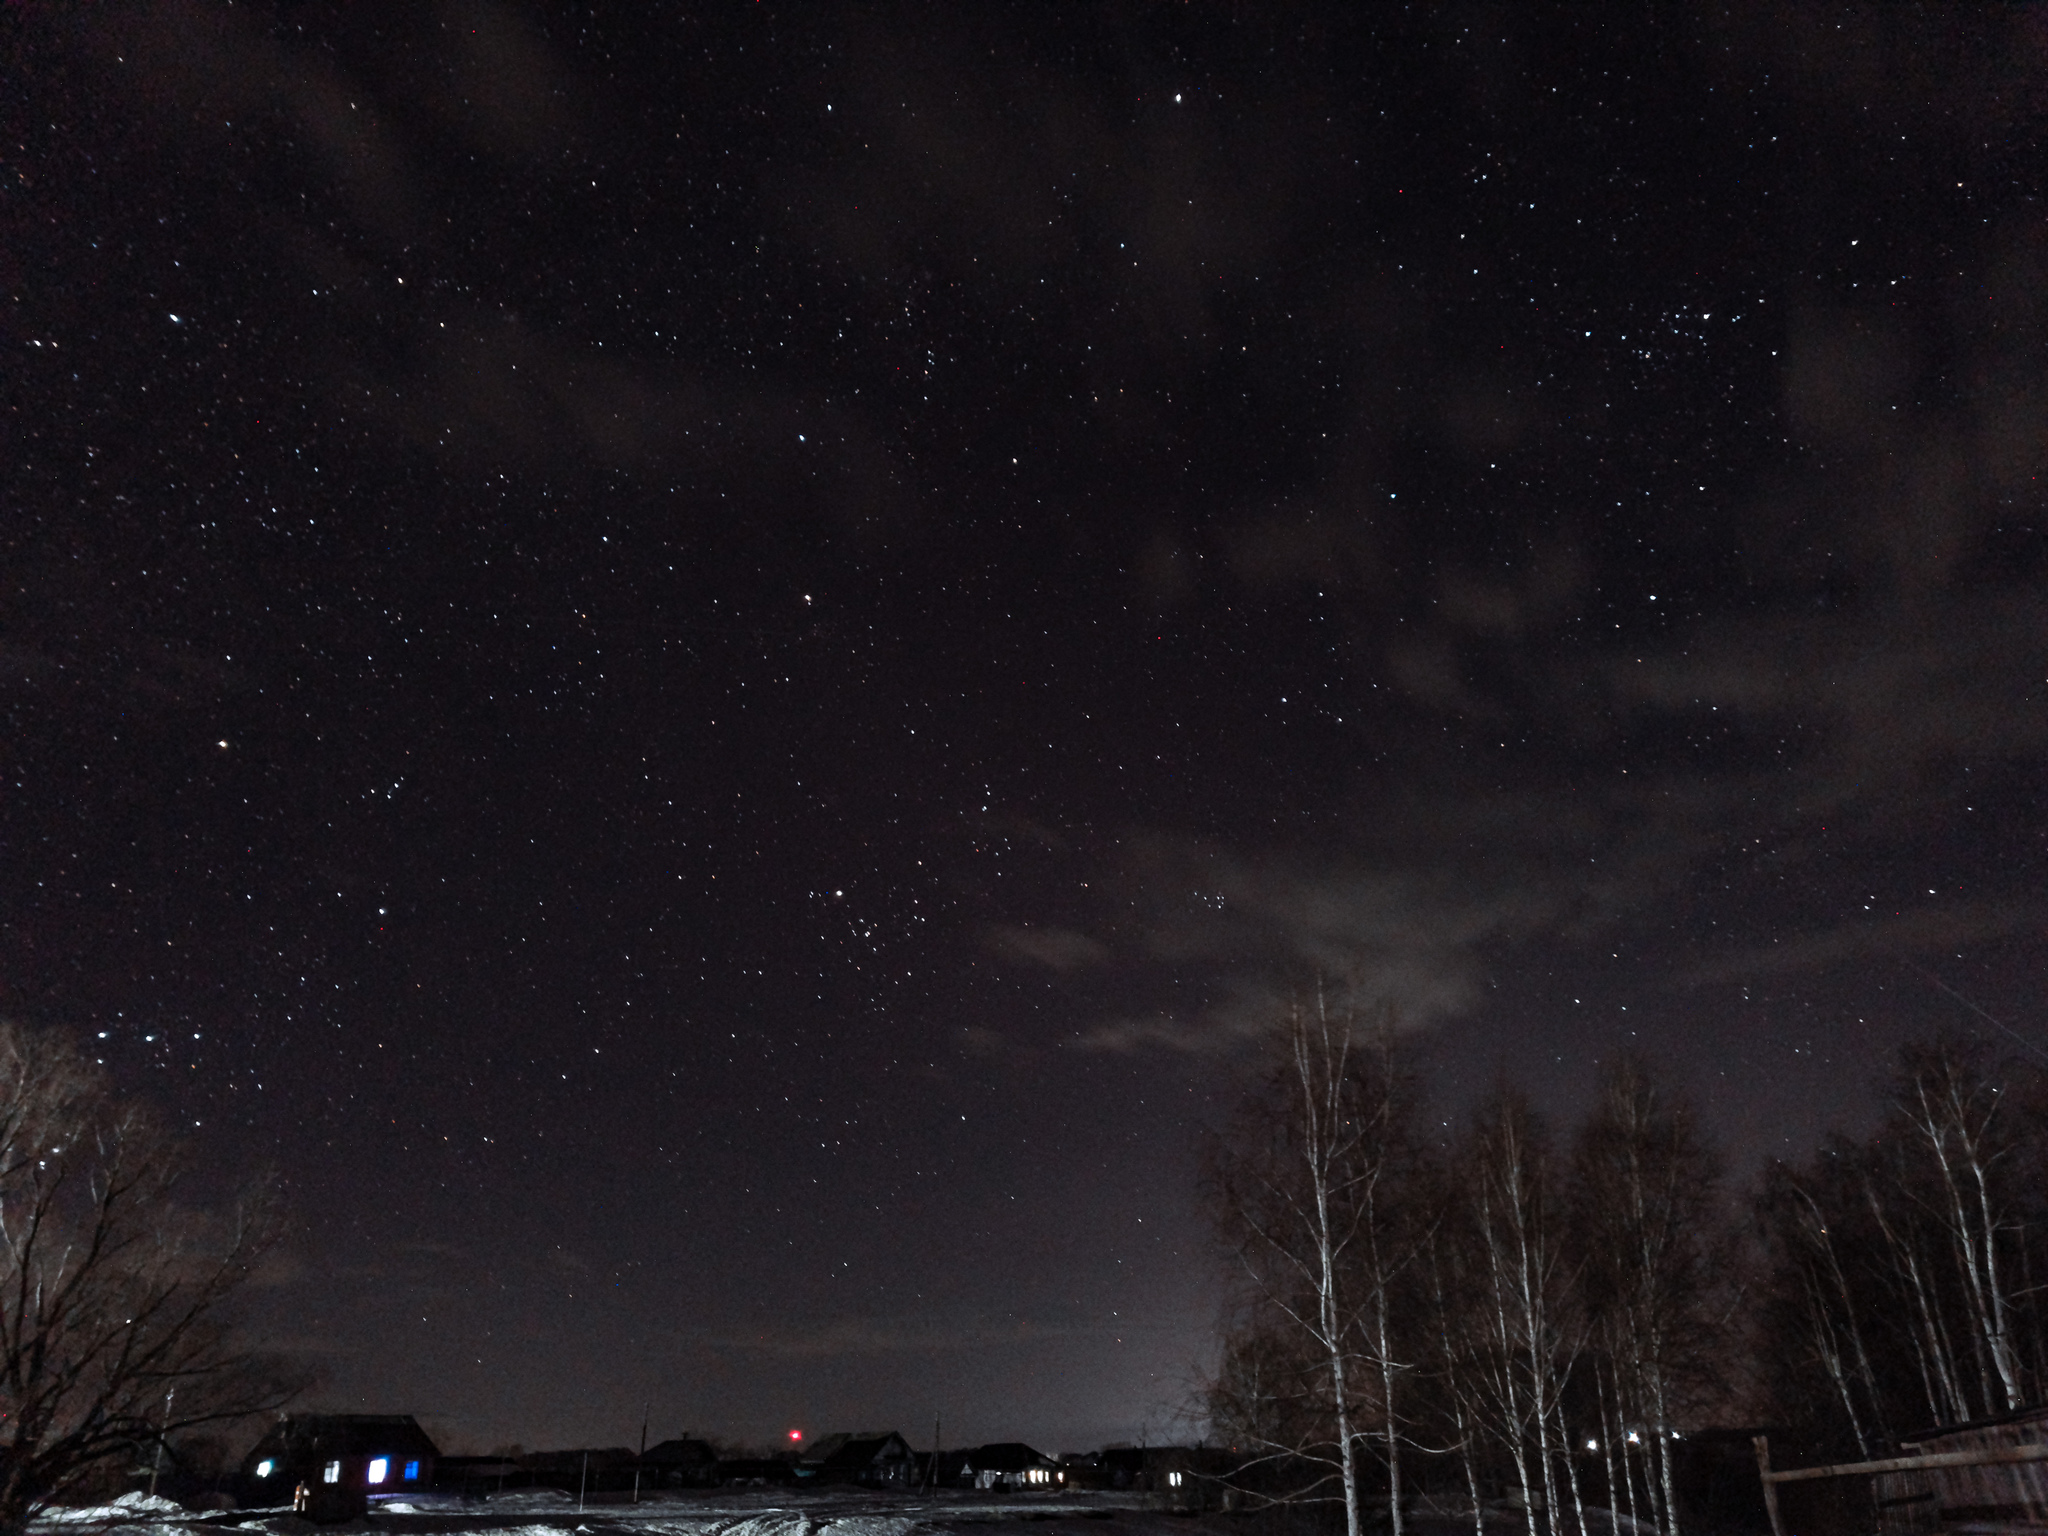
[39,1507,189,1531]
[32,1489,1166,1536]
[30,1492,1679,1536]
[32,1488,1677,1536]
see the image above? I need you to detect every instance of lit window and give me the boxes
[323,1461,341,1484]
[404,1461,420,1481]
[1169,1472,1183,1487]
[256,1460,275,1478]
[368,1459,389,1485]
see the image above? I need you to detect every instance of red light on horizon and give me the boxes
[789,1430,803,1441]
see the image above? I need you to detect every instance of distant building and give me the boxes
[640,1437,720,1489]
[516,1446,638,1495]
[240,1415,438,1509]
[1097,1445,1148,1490]
[1149,1445,1229,1510]
[956,1442,1059,1491]
[1067,1445,1237,1503]
[798,1431,917,1487]
[716,1455,798,1486]
[430,1454,522,1500]
[1056,1450,1107,1491]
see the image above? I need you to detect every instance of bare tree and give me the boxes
[0,1020,294,1536]
[1206,987,1423,1536]
[1570,1057,1732,1536]
[1753,1160,1886,1458]
[1420,1189,1495,1536]
[1749,1031,2048,1455]
[1353,1027,1430,1536]
[1457,1089,1572,1536]
[1207,1017,2048,1536]
[1887,1035,2027,1413]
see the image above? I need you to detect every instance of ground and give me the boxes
[35,1486,1613,1536]
[35,1488,1247,1536]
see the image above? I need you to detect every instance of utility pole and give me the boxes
[634,1404,649,1504]
[148,1389,176,1499]
[578,1450,589,1514]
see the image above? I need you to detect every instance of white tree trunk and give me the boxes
[1297,1004,1364,1536]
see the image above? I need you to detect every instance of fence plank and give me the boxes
[1761,1443,2048,1485]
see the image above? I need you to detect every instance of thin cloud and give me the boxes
[691,1311,1129,1359]
[986,923,1111,971]
[1682,904,2048,986]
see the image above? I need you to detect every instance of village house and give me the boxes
[239,1415,438,1516]
[797,1431,917,1487]
[639,1437,721,1489]
[955,1442,1060,1491]
[714,1454,797,1486]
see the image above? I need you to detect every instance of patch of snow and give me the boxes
[817,1517,922,1536]
[37,1492,187,1524]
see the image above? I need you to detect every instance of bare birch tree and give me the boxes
[0,1021,294,1536]
[1887,1035,2027,1414]
[1754,1161,1885,1458]
[1207,988,1422,1536]
[1348,1026,1430,1536]
[1421,1193,1498,1536]
[1751,1031,2047,1454]
[1457,1089,1571,1536]
[1570,1058,1731,1536]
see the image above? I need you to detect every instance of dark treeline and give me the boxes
[1202,989,2048,1536]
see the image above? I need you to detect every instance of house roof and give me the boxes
[642,1438,718,1465]
[524,1446,637,1471]
[798,1433,849,1465]
[818,1433,910,1471]
[800,1430,905,1466]
[243,1415,439,1470]
[961,1442,1054,1472]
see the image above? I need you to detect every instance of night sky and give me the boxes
[6,2,2046,1459]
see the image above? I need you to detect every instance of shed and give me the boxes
[1876,1405,2048,1531]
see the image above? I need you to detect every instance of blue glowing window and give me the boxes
[403,1461,420,1482]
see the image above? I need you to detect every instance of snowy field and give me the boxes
[32,1488,1202,1536]
[32,1488,1659,1536]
